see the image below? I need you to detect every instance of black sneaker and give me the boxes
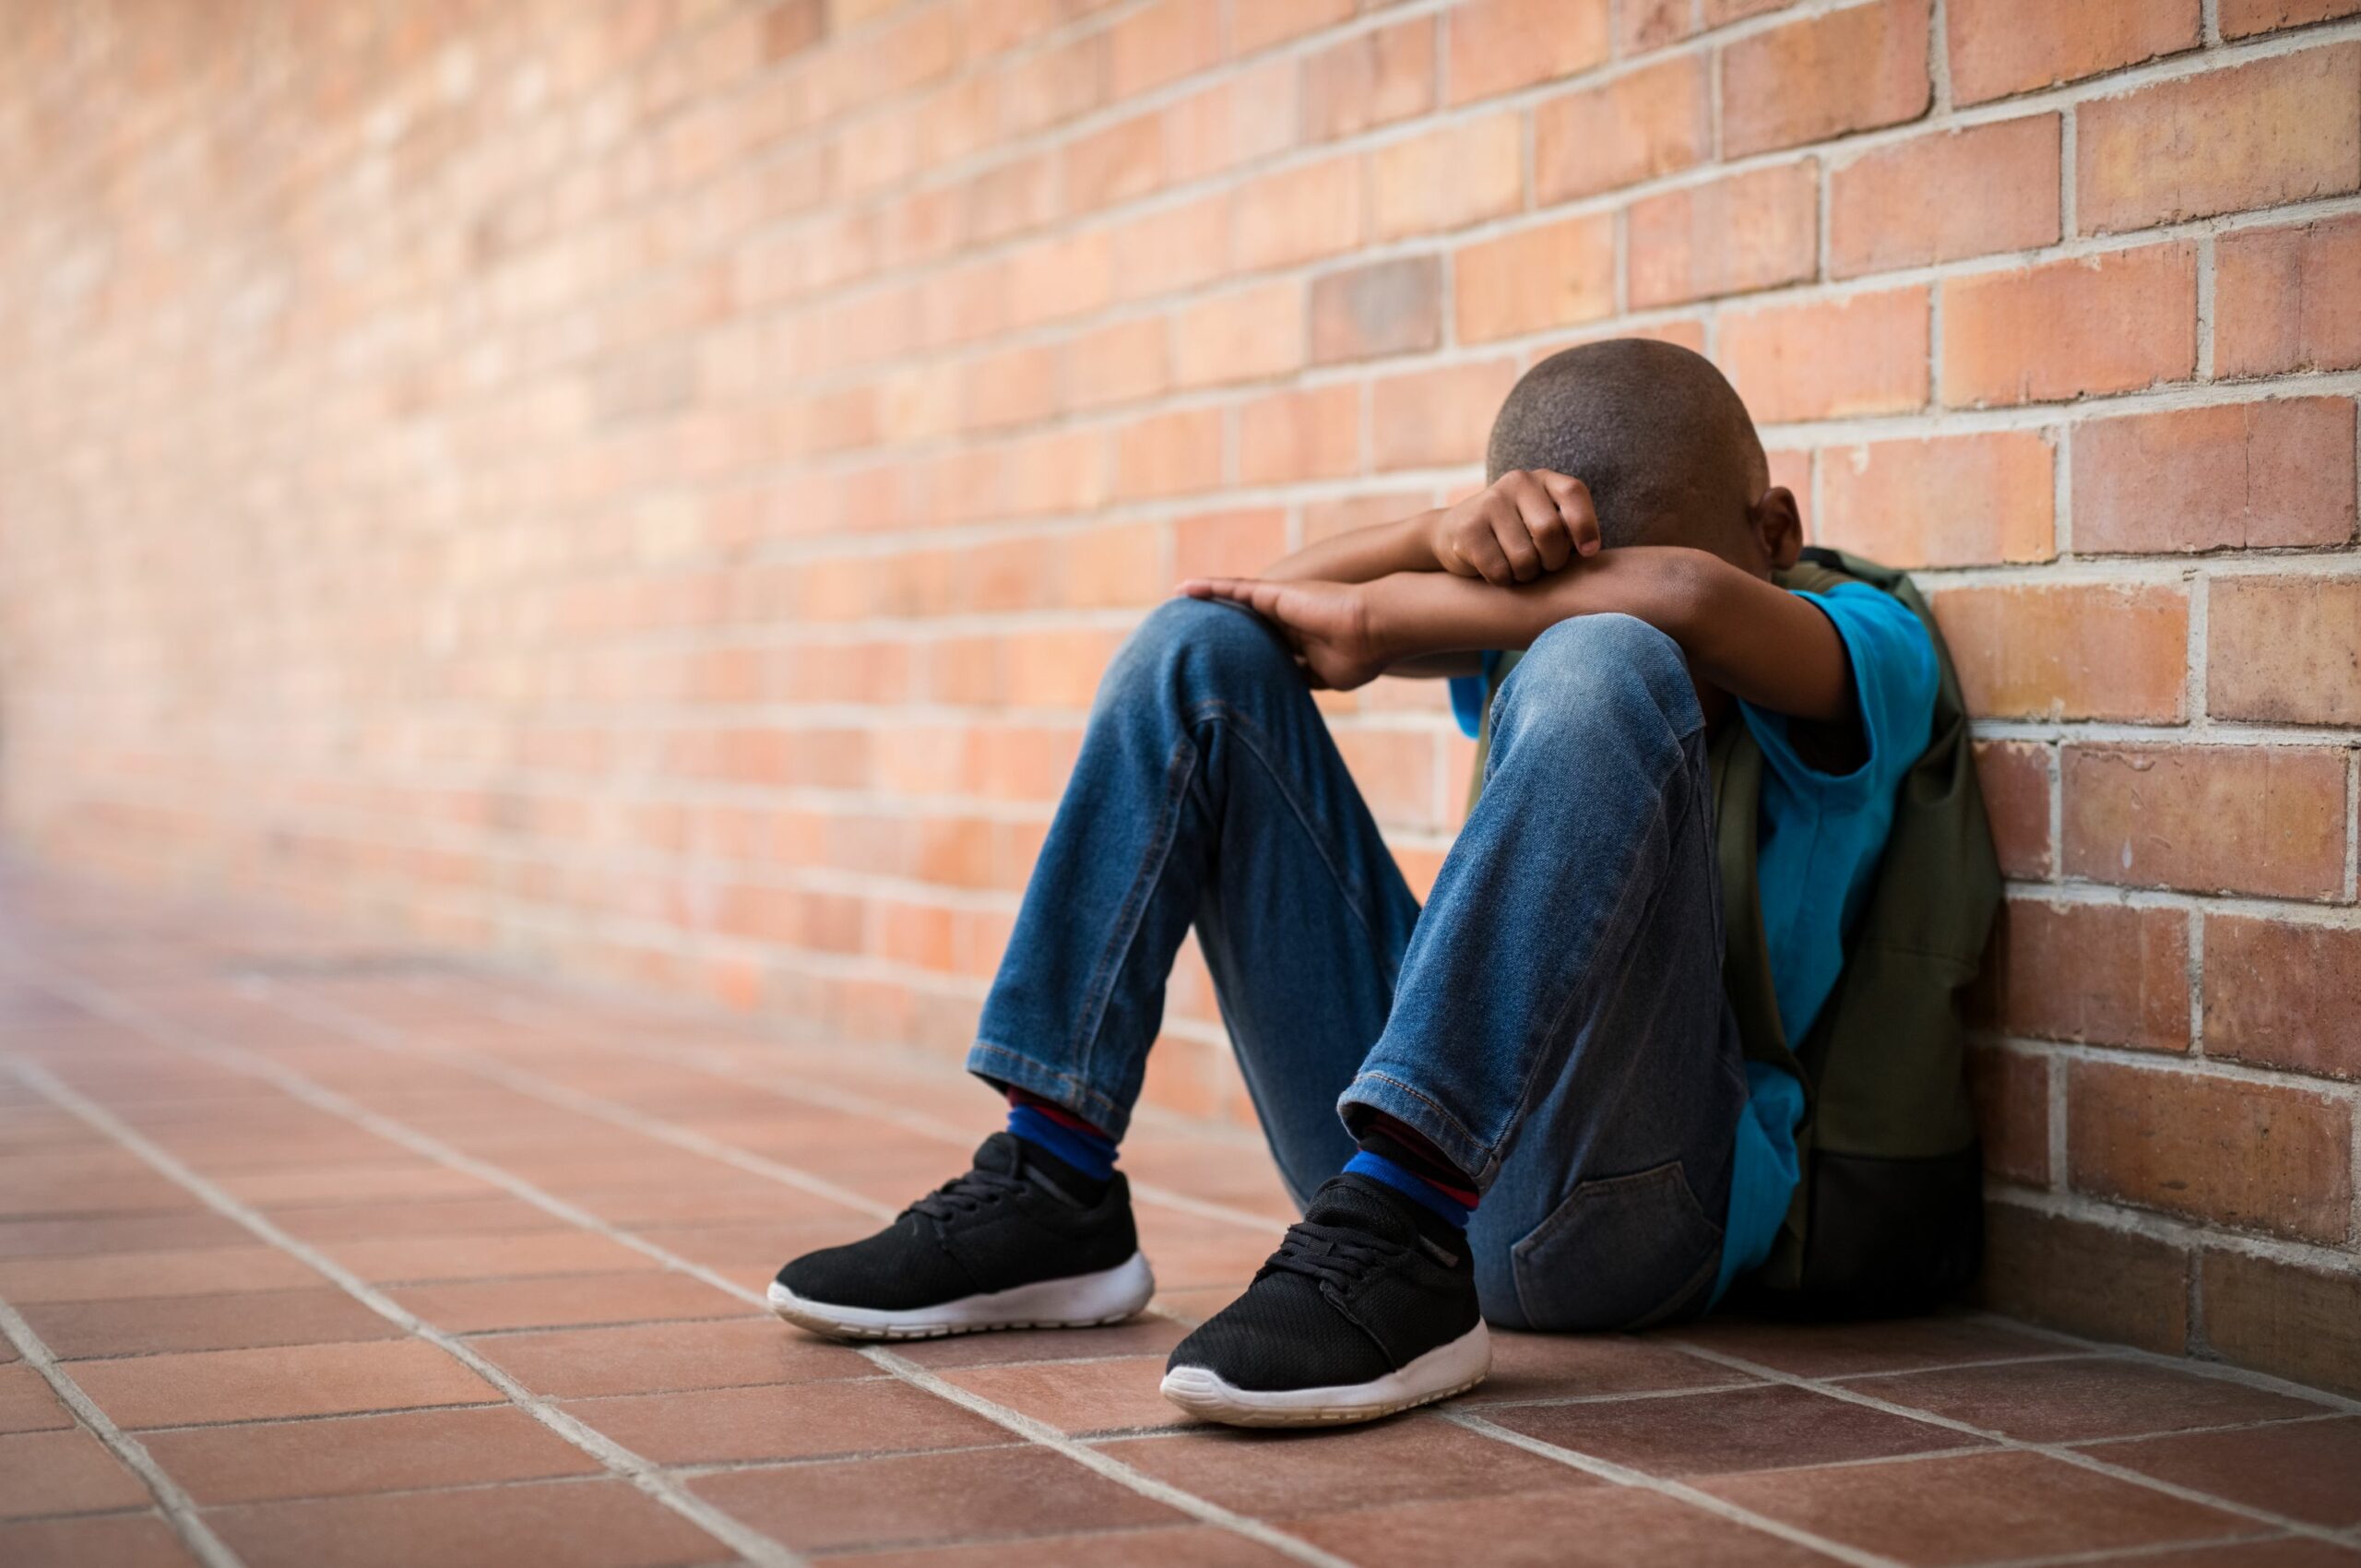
[767,1132,1155,1340]
[1159,1172,1489,1426]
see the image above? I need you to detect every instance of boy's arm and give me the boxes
[1182,547,1857,724]
[1260,469,1604,586]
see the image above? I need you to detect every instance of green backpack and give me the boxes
[1467,546,2000,1314]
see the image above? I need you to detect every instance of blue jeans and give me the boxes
[969,598,1749,1332]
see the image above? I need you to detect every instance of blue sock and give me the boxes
[1346,1148,1476,1229]
[1005,1091,1117,1182]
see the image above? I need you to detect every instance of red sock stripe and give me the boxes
[1005,1087,1110,1142]
[1362,1111,1479,1206]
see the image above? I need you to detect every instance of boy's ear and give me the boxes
[1749,486,1804,571]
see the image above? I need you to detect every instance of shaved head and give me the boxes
[1486,339,1771,553]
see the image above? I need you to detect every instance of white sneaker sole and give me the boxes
[1160,1320,1492,1427]
[766,1251,1157,1341]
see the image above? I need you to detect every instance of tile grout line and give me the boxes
[0,1292,246,1568]
[1436,1407,1907,1568]
[12,961,1359,1568]
[0,1053,813,1568]
[1662,1338,2360,1550]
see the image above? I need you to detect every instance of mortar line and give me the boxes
[9,958,1356,1568]
[0,1293,245,1568]
[1,1054,812,1568]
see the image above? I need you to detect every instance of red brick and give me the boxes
[2202,916,2361,1081]
[2078,47,2361,235]
[2061,744,2348,900]
[1452,217,1617,346]
[1627,161,1819,309]
[2201,1251,2361,1399]
[1721,0,1931,158]
[1236,0,1354,53]
[1947,0,2200,107]
[1940,244,2196,407]
[2208,575,2361,726]
[1062,113,1162,213]
[2216,215,2361,377]
[1311,255,1443,364]
[2069,1060,2352,1243]
[1619,0,1698,55]
[1979,1206,2190,1356]
[1300,18,1436,142]
[1238,384,1361,483]
[1933,584,2189,722]
[1819,432,2057,567]
[1982,897,2191,1051]
[1534,55,1710,203]
[1228,157,1364,271]
[1975,740,2056,879]
[1446,0,1611,105]
[1064,317,1169,411]
[1829,116,2061,279]
[1719,287,1929,423]
[1114,408,1225,500]
[1368,113,1525,241]
[2082,398,2358,556]
[1108,0,1221,98]
[2222,0,2361,36]
[1966,1044,2051,1186]
[1163,61,1298,184]
[1371,361,1520,471]
[1170,280,1306,389]
[1173,508,1288,581]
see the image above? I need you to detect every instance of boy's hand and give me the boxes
[1425,469,1601,585]
[1177,578,1390,690]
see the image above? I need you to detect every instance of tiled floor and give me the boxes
[2,864,2356,1568]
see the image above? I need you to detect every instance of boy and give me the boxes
[769,339,1944,1427]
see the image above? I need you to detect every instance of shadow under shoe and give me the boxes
[767,1131,1153,1340]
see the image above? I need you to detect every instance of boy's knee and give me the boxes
[1496,613,1698,741]
[1104,596,1293,700]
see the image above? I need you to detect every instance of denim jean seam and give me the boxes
[1489,729,1708,1187]
[967,1039,1129,1133]
[1340,1070,1487,1174]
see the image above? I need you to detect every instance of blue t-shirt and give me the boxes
[1449,583,1938,1304]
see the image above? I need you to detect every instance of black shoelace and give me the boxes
[908,1166,1029,1223]
[1262,1218,1406,1291]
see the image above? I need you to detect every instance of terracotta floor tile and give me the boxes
[2096,1539,2361,1566]
[1849,1356,2333,1443]
[0,1364,72,1433]
[564,1178,869,1229]
[269,1194,573,1242]
[691,1444,1183,1553]
[892,1315,1190,1371]
[1670,1312,2070,1379]
[1702,1448,2253,1566]
[18,1289,403,1360]
[0,1427,150,1518]
[2085,1415,2361,1528]
[1130,1211,1275,1291]
[829,1523,1306,1567]
[1149,1285,1240,1324]
[940,1355,1199,1436]
[1466,1331,1756,1406]
[1287,1487,1836,1568]
[1103,1415,1600,1517]
[1492,1382,1983,1478]
[391,1270,750,1335]
[569,1376,1014,1464]
[68,1338,502,1428]
[219,1163,495,1207]
[468,1317,871,1397]
[140,1404,601,1504]
[208,1478,729,1568]
[0,1513,202,1568]
[321,1229,661,1284]
[635,1218,879,1287]
[0,1245,320,1303]
[0,1212,254,1258]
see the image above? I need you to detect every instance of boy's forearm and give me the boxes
[1360,548,1853,721]
[1263,515,1435,583]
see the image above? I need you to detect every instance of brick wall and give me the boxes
[2,0,2356,1387]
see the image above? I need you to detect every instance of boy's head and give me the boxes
[1486,339,1801,578]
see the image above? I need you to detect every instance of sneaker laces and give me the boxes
[1262,1218,1407,1292]
[908,1166,1030,1223]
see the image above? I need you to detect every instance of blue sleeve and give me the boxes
[1739,584,1937,805]
[1447,649,1504,740]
